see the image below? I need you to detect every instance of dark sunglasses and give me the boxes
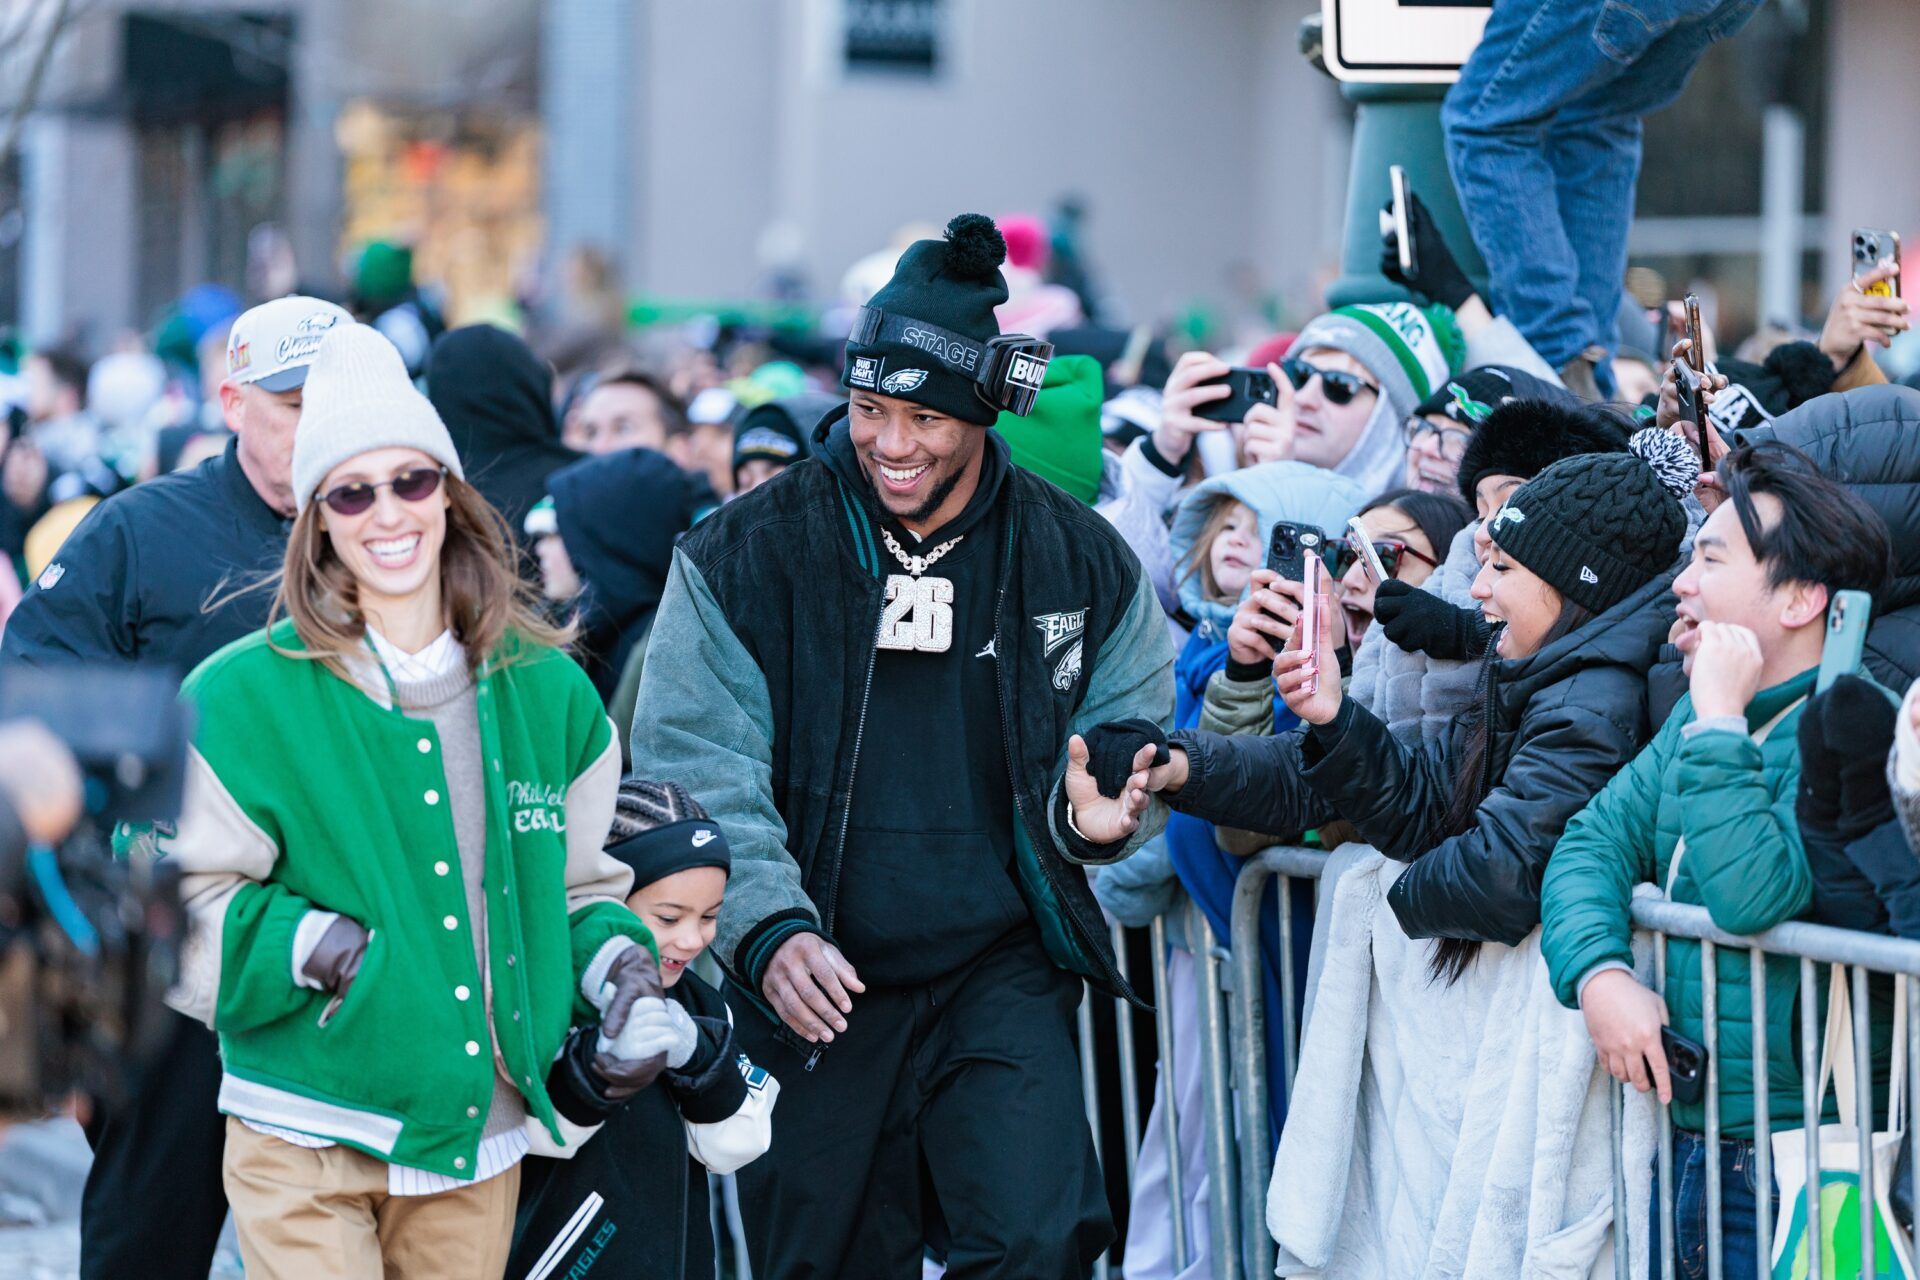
[1281,357,1379,407]
[317,466,447,517]
[1333,537,1437,581]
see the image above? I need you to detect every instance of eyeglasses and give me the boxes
[1281,358,1379,407]
[1333,537,1438,581]
[1403,416,1474,460]
[316,466,447,517]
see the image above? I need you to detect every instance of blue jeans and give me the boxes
[1442,0,1764,372]
[1649,1130,1779,1280]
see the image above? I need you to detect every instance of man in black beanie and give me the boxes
[631,214,1174,1277]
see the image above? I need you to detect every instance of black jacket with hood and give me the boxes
[1170,570,1675,945]
[627,404,1174,1058]
[428,324,580,541]
[548,447,697,700]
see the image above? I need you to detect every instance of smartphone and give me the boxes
[1671,360,1711,472]
[1298,556,1321,696]
[1345,517,1389,585]
[1267,521,1324,582]
[1816,589,1873,693]
[1194,366,1280,423]
[1683,293,1706,374]
[1852,227,1903,299]
[1389,165,1418,278]
[1659,1025,1709,1107]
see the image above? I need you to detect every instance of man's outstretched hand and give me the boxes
[764,932,864,1044]
[1064,735,1159,845]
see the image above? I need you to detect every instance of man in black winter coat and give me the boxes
[631,215,1173,1279]
[428,324,581,546]
[0,295,349,1280]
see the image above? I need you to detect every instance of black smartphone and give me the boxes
[1267,521,1324,582]
[1194,366,1279,424]
[1670,359,1710,471]
[1659,1025,1708,1106]
[1389,165,1418,279]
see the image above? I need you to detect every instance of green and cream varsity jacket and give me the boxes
[163,619,654,1179]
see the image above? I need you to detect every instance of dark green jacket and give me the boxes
[1541,670,1816,1137]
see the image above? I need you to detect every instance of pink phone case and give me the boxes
[1299,557,1320,696]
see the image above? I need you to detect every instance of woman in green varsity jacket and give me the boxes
[162,324,668,1280]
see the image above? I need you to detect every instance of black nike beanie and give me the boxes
[842,213,1010,426]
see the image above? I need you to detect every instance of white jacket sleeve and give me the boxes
[685,1051,779,1175]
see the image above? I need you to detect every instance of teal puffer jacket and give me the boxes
[1542,671,1818,1138]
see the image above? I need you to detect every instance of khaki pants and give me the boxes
[221,1117,520,1280]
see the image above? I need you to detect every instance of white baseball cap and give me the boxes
[225,295,353,392]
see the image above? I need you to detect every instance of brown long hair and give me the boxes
[268,471,574,682]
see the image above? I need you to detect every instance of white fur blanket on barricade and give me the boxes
[1268,847,1656,1279]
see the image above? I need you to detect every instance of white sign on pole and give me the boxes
[1321,0,1492,85]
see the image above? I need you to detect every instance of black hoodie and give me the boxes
[813,410,1038,986]
[549,447,697,700]
[427,325,580,540]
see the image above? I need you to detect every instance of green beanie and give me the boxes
[355,241,414,311]
[992,354,1104,504]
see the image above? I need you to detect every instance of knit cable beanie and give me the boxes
[292,323,464,512]
[1486,428,1695,615]
[841,213,1012,425]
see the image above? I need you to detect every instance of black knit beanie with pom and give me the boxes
[842,213,1011,425]
[1486,428,1695,616]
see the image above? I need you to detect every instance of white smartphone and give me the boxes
[1389,165,1416,277]
[1346,517,1390,585]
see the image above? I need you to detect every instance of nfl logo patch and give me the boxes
[37,562,65,591]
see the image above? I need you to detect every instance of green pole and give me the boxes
[1324,81,1489,310]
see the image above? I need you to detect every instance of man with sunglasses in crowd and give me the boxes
[2,295,351,1280]
[1159,301,1466,499]
[631,214,1173,1278]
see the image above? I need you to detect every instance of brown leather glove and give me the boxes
[595,944,665,1037]
[301,915,369,997]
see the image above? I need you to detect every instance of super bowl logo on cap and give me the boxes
[880,368,928,395]
[848,356,881,389]
[228,342,252,375]
[1007,352,1048,391]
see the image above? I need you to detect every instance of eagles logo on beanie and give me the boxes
[842,214,1011,426]
[1487,429,1695,616]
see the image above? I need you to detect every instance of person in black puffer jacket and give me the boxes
[1098,432,1696,969]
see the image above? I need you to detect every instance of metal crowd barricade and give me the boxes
[1610,895,1920,1280]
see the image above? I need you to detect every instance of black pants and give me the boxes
[734,930,1112,1280]
[80,1008,229,1280]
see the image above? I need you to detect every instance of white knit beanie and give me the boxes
[291,323,465,511]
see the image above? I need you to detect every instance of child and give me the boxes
[508,780,778,1280]
[1093,461,1363,1278]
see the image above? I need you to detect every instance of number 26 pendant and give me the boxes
[877,573,955,653]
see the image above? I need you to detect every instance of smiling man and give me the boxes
[1540,441,1890,1275]
[630,214,1172,1278]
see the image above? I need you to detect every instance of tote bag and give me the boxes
[1770,966,1915,1280]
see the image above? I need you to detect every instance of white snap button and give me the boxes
[435,861,449,876]
[424,790,440,806]
[506,954,515,967]
[443,915,458,931]
[454,1156,467,1170]
[467,1105,479,1119]
[454,985,470,1001]
[512,1010,520,1022]
[465,1040,480,1056]
[417,738,431,753]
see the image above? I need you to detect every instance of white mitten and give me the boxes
[597,995,698,1069]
